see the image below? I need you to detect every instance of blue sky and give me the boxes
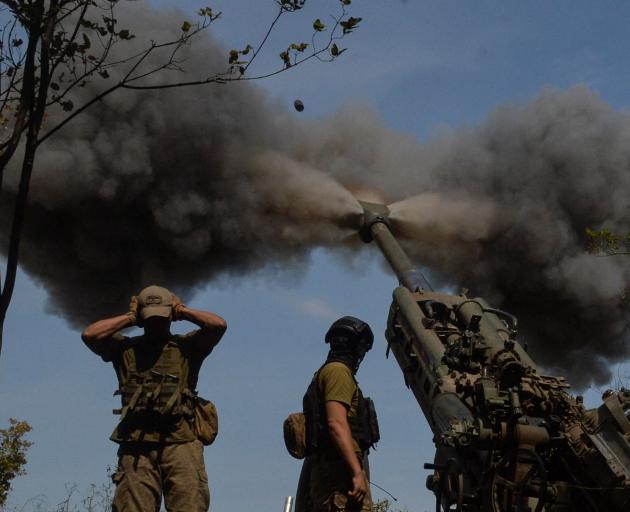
[2,1,630,511]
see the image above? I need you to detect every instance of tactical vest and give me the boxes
[113,338,196,427]
[303,364,380,456]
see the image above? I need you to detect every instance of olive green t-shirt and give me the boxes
[317,361,361,454]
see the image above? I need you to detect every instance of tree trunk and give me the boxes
[0,131,39,358]
[0,0,47,359]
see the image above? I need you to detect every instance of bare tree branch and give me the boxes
[241,6,284,75]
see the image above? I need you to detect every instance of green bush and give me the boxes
[0,419,32,507]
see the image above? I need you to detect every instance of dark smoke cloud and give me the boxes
[384,90,630,386]
[2,2,629,386]
[2,2,362,324]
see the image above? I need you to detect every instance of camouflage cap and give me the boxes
[137,285,173,320]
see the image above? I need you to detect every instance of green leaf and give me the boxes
[280,0,305,10]
[198,7,214,17]
[290,43,309,52]
[181,21,192,32]
[313,19,326,32]
[340,16,362,34]
[228,49,239,63]
[64,43,78,58]
[241,44,254,55]
[82,33,91,49]
[330,43,346,57]
[279,50,291,67]
[118,29,134,40]
[103,16,117,34]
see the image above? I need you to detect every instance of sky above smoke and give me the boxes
[3,1,629,385]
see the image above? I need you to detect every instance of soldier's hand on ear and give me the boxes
[172,294,186,321]
[126,296,139,325]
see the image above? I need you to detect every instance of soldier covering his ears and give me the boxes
[81,285,227,512]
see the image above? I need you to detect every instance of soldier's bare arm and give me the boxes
[174,303,227,351]
[81,296,137,359]
[81,314,132,358]
[325,400,368,503]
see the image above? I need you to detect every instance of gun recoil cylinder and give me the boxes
[359,201,432,292]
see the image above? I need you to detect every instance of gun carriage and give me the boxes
[359,201,630,512]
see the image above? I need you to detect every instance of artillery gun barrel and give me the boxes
[359,201,432,292]
[359,200,536,369]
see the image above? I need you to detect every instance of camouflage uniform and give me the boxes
[301,362,373,512]
[309,456,372,512]
[112,440,209,512]
[97,330,218,512]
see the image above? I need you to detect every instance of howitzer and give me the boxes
[359,201,630,512]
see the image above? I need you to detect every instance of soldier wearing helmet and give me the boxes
[81,285,227,512]
[296,316,380,512]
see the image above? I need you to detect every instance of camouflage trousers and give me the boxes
[112,440,210,512]
[297,454,372,512]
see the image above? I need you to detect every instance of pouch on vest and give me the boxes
[194,396,218,446]
[363,396,381,448]
[303,374,324,456]
[351,390,380,452]
[283,412,306,459]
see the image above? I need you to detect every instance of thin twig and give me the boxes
[37,80,120,144]
[49,0,89,75]
[47,7,117,107]
[54,0,91,25]
[242,7,284,74]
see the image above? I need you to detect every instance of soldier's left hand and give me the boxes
[348,471,368,504]
[127,296,139,326]
[171,294,186,321]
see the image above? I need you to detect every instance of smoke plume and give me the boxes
[3,2,629,386]
[381,91,630,386]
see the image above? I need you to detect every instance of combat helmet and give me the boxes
[325,316,374,371]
